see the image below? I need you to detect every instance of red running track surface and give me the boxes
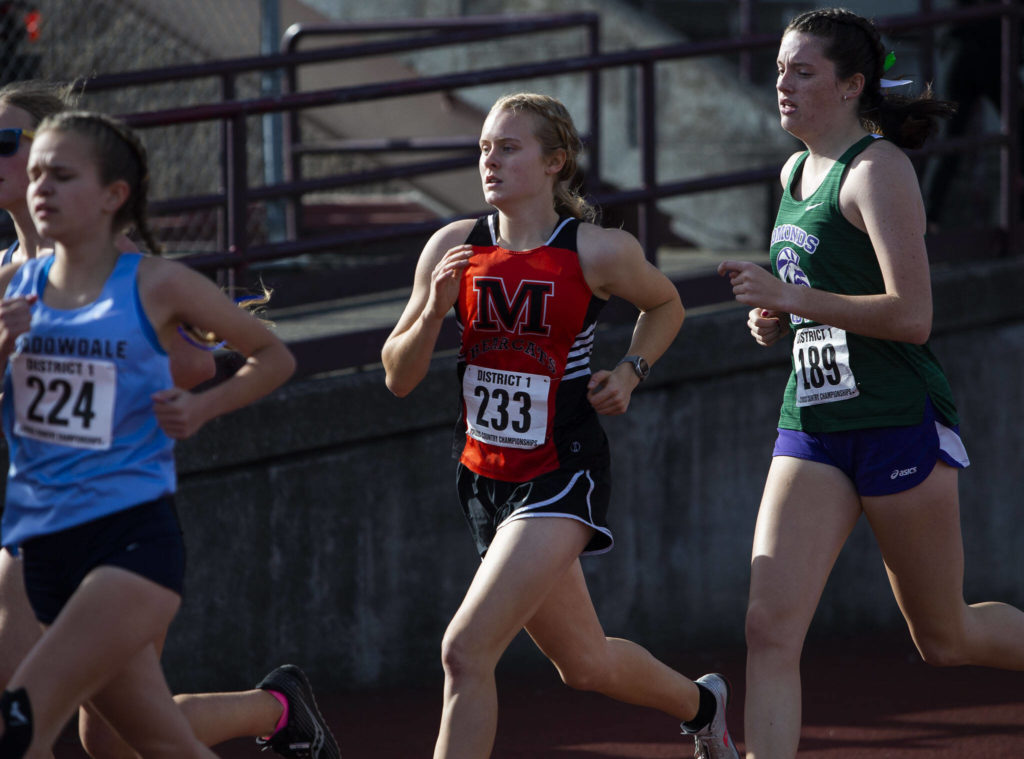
[55,633,1024,758]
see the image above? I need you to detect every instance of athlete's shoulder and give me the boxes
[576,222,642,258]
[846,138,917,193]
[419,218,478,263]
[576,222,647,294]
[849,136,911,172]
[434,218,479,247]
[137,251,188,283]
[404,218,480,287]
[780,150,804,186]
[136,254,211,311]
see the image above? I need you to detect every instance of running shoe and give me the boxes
[255,664,341,759]
[681,673,740,759]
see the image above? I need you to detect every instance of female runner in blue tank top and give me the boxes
[718,9,1024,758]
[384,93,740,759]
[0,111,297,759]
[0,86,339,759]
[0,81,223,759]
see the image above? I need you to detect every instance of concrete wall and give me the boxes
[157,255,1024,694]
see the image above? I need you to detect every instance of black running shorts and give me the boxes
[456,464,613,558]
[21,496,185,624]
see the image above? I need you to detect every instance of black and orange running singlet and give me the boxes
[454,214,610,482]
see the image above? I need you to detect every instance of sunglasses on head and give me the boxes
[0,128,35,157]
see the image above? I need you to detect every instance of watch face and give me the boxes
[618,355,649,380]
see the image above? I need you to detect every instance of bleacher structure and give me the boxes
[1,0,1019,378]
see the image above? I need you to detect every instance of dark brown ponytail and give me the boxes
[786,8,957,148]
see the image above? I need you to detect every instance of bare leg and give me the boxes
[1,566,214,758]
[75,605,280,757]
[0,550,55,759]
[0,550,41,691]
[85,645,218,759]
[174,690,282,746]
[743,457,862,759]
[526,559,699,720]
[80,685,281,757]
[433,517,591,759]
[864,462,1024,670]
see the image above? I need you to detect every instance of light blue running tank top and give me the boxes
[1,253,176,549]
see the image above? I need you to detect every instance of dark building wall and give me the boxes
[150,256,1024,694]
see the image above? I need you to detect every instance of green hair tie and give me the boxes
[879,50,911,88]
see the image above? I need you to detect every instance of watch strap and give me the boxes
[616,354,649,381]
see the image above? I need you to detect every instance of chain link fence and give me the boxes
[0,0,274,254]
[1,0,432,257]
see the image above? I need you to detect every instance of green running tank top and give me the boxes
[770,135,958,432]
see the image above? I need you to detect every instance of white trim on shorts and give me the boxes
[936,420,970,468]
[494,469,615,555]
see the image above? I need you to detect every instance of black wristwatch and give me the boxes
[616,354,650,382]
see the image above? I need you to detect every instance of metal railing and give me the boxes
[76,3,1022,372]
[280,15,602,238]
[84,13,602,271]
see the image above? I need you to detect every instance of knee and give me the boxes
[439,626,493,685]
[910,630,969,668]
[555,653,608,693]
[745,599,804,661]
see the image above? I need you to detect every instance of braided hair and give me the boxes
[34,111,272,351]
[490,93,598,223]
[35,110,162,254]
[786,8,957,148]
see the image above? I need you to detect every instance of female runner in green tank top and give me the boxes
[718,8,1024,758]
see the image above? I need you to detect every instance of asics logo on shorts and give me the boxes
[891,466,918,479]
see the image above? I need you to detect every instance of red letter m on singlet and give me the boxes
[473,277,554,335]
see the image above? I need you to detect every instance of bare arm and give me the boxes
[139,258,295,438]
[579,224,685,415]
[719,141,932,344]
[117,235,217,389]
[727,154,796,349]
[161,326,217,389]
[381,221,475,397]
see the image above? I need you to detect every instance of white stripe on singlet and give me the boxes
[562,322,596,381]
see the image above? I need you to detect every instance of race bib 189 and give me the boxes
[462,365,549,449]
[10,354,117,450]
[792,326,859,407]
